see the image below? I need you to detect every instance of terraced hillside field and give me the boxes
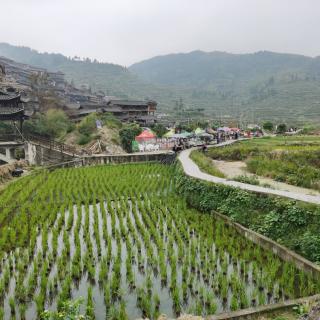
[0,164,319,319]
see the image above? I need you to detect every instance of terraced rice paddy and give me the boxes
[0,164,319,319]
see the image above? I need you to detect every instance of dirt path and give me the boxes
[212,159,320,197]
[178,141,320,205]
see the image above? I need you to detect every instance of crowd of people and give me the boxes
[136,126,249,153]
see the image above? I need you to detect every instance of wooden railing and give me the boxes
[0,134,21,142]
[24,134,79,156]
[0,132,85,157]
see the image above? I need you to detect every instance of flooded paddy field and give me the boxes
[0,164,319,319]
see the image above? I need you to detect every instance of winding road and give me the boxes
[178,141,320,205]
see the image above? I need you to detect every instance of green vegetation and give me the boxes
[2,43,320,123]
[21,109,123,147]
[151,123,167,138]
[176,168,320,263]
[77,113,98,137]
[41,298,90,319]
[262,121,274,132]
[119,124,142,152]
[0,163,318,319]
[233,175,260,185]
[100,112,122,129]
[190,150,225,178]
[75,113,100,145]
[76,112,122,145]
[206,136,320,190]
[301,124,320,135]
[24,109,73,139]
[277,123,287,133]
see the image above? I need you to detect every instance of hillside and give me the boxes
[1,43,320,124]
[130,51,320,123]
[0,42,170,102]
[130,50,320,86]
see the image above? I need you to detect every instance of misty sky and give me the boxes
[1,0,320,66]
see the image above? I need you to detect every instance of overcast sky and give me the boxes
[1,0,320,66]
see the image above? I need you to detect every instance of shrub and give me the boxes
[41,298,90,319]
[233,175,260,185]
[77,134,92,145]
[151,124,167,138]
[23,109,72,138]
[299,232,320,263]
[119,124,142,153]
[263,121,274,132]
[78,113,98,136]
[277,123,287,134]
[101,113,122,129]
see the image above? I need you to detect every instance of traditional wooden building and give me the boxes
[66,99,157,125]
[0,92,25,132]
[105,99,157,124]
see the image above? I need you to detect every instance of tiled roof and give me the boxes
[0,108,24,115]
[0,93,20,101]
[108,100,156,106]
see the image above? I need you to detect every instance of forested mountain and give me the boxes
[130,50,320,87]
[130,50,320,123]
[1,42,320,124]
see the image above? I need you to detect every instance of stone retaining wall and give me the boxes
[81,152,170,166]
[25,142,74,165]
[214,211,320,280]
[45,152,172,171]
[138,294,320,320]
[207,294,320,320]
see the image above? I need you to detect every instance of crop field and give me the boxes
[206,136,320,190]
[0,163,319,319]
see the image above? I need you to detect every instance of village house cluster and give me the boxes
[0,56,157,125]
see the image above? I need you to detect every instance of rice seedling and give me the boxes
[86,286,95,320]
[9,297,15,316]
[19,304,27,320]
[0,163,317,319]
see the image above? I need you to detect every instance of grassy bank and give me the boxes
[205,136,320,190]
[190,150,225,178]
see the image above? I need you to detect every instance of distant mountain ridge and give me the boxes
[130,50,319,87]
[0,42,159,99]
[1,42,320,124]
[130,50,320,123]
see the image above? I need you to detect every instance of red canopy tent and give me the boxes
[135,130,156,142]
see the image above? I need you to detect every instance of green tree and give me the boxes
[23,109,72,138]
[151,124,167,137]
[277,123,287,134]
[77,113,98,136]
[44,109,72,138]
[119,124,142,153]
[100,112,122,129]
[262,121,274,131]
